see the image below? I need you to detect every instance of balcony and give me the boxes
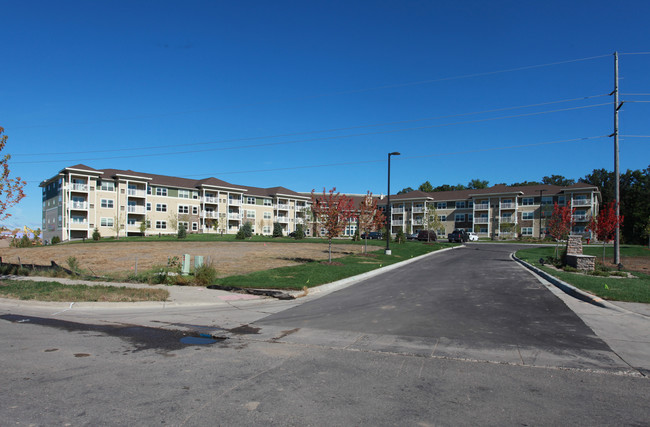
[474,203,489,210]
[70,183,88,192]
[571,199,590,206]
[412,207,424,213]
[127,189,146,198]
[393,208,404,214]
[203,196,218,204]
[392,220,404,226]
[412,219,424,226]
[203,211,218,219]
[276,216,290,223]
[573,214,591,222]
[70,201,88,210]
[500,217,514,223]
[474,217,489,224]
[500,202,515,209]
[228,199,241,206]
[275,204,290,210]
[127,205,146,214]
[69,220,88,229]
[228,213,241,220]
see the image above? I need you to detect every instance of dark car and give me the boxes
[417,230,437,241]
[448,229,469,243]
[361,231,383,240]
[407,233,419,241]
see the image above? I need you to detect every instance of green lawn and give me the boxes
[515,246,650,303]
[216,241,455,290]
[0,280,169,302]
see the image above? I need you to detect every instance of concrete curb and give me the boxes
[298,245,463,297]
[511,253,621,311]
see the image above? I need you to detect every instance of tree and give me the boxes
[397,187,414,195]
[167,212,179,232]
[357,191,386,253]
[418,181,434,192]
[236,221,253,239]
[424,203,443,242]
[509,180,541,187]
[272,222,283,237]
[643,217,650,249]
[294,223,305,240]
[0,127,26,220]
[177,223,187,239]
[216,214,227,236]
[92,227,101,241]
[139,217,150,235]
[394,229,406,244]
[587,202,624,264]
[547,202,575,258]
[311,188,357,262]
[112,213,123,239]
[434,183,467,192]
[467,179,489,190]
[542,175,575,187]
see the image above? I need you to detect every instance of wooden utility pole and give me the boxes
[613,52,622,265]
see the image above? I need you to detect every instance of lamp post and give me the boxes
[538,189,547,239]
[386,152,401,255]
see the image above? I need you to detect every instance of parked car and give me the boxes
[448,229,469,243]
[407,233,419,241]
[417,230,437,241]
[361,231,383,240]
[467,231,479,241]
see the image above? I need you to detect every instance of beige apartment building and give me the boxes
[389,183,601,239]
[40,165,310,242]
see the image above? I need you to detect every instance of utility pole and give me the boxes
[612,52,622,265]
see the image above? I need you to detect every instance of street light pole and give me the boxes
[538,189,547,239]
[386,152,400,255]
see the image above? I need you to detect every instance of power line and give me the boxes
[11,94,609,157]
[10,54,611,130]
[12,103,611,165]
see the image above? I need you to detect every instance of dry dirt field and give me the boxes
[0,241,367,278]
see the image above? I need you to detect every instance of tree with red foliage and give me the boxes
[587,202,624,264]
[547,202,575,258]
[311,188,357,262]
[358,191,386,254]
[0,127,26,221]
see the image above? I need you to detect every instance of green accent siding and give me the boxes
[168,188,178,198]
[256,198,265,206]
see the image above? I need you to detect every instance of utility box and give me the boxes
[181,254,191,275]
[194,255,204,269]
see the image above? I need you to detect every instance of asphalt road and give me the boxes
[1,243,648,425]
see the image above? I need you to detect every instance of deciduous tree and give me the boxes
[358,191,385,253]
[0,127,26,220]
[587,202,624,264]
[311,188,357,262]
[547,202,575,258]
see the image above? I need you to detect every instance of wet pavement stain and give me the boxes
[1,314,228,352]
[74,353,91,358]
[228,324,261,335]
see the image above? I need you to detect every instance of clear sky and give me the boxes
[2,0,649,229]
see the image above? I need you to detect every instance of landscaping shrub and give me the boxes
[194,262,217,286]
[236,222,253,240]
[394,229,406,244]
[66,256,80,274]
[294,224,305,240]
[177,223,187,239]
[92,228,101,241]
[273,222,283,238]
[51,236,61,245]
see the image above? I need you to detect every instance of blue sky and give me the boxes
[2,1,649,229]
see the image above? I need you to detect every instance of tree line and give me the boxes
[399,166,650,244]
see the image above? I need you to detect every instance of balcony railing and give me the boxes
[393,208,404,214]
[571,199,590,206]
[500,203,515,209]
[474,217,489,224]
[71,183,88,192]
[474,203,489,210]
[276,216,290,223]
[412,219,424,226]
[228,199,241,206]
[275,204,290,210]
[392,220,404,226]
[127,189,146,197]
[203,196,218,204]
[69,220,88,228]
[228,213,241,220]
[572,214,591,222]
[70,202,88,210]
[500,217,514,223]
[203,211,218,218]
[412,207,424,213]
[127,206,146,214]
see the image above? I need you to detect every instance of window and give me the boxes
[557,196,565,205]
[263,212,272,220]
[100,199,114,209]
[178,189,190,199]
[155,187,168,197]
[468,201,473,208]
[436,202,447,209]
[178,205,189,214]
[247,196,256,204]
[147,186,152,195]
[263,199,272,206]
[522,212,535,220]
[522,227,533,236]
[247,210,256,219]
[541,196,553,205]
[156,203,167,212]
[179,221,189,230]
[522,197,534,206]
[146,203,151,211]
[455,214,465,222]
[440,215,447,222]
[467,213,473,222]
[479,227,487,233]
[156,221,167,229]
[192,206,198,215]
[263,226,271,234]
[99,181,115,191]
[192,222,198,231]
[455,201,466,209]
[100,217,114,227]
[127,218,136,225]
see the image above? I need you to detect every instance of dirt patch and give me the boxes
[601,257,650,274]
[0,241,367,277]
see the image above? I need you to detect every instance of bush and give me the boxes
[194,262,218,286]
[294,224,305,240]
[272,222,283,238]
[177,223,187,239]
[92,228,101,241]
[351,229,360,241]
[562,266,578,272]
[51,236,61,245]
[66,256,80,274]
[394,229,406,244]
[236,222,253,240]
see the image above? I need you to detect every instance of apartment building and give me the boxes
[40,165,310,242]
[389,183,601,239]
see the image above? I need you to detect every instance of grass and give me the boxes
[0,280,169,302]
[216,241,455,290]
[515,246,650,303]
